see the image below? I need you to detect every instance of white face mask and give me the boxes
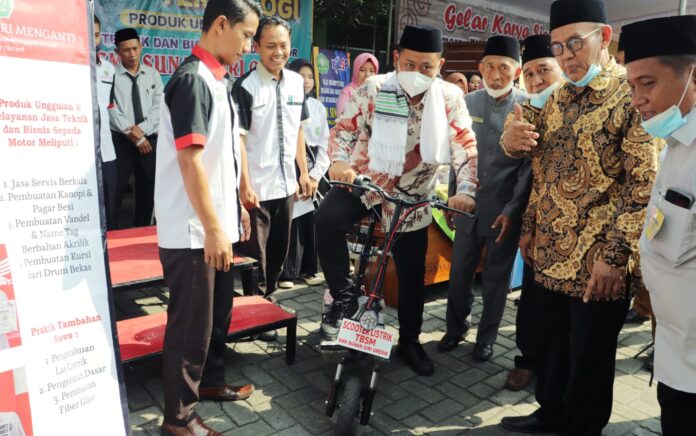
[483,78,514,99]
[398,71,434,97]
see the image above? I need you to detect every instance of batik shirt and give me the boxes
[330,74,478,232]
[515,59,660,298]
[502,98,653,299]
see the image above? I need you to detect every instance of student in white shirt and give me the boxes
[154,1,260,433]
[277,59,330,289]
[93,15,118,229]
[232,17,315,304]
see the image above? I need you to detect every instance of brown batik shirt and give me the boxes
[514,59,660,299]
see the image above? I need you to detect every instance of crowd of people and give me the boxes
[90,0,696,434]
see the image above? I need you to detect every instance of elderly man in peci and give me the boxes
[622,15,696,436]
[439,35,530,363]
[499,0,660,434]
[316,25,478,376]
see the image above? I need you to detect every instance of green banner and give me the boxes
[95,0,313,81]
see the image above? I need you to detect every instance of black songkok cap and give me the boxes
[617,31,625,52]
[399,25,443,53]
[115,28,140,45]
[483,35,520,61]
[550,0,607,31]
[622,15,696,64]
[522,34,554,65]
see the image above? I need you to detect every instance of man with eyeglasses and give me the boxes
[499,34,563,392]
[499,0,660,434]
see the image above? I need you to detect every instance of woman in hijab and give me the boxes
[278,59,331,288]
[336,52,379,117]
[445,72,469,94]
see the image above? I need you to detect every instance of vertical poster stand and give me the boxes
[313,47,351,126]
[0,1,129,434]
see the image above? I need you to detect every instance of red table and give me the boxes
[107,227,295,365]
[107,226,257,291]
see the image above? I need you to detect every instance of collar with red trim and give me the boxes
[192,45,228,81]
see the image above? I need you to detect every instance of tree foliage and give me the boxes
[314,0,392,49]
[315,0,391,26]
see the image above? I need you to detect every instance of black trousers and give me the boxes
[513,264,541,370]
[112,132,156,228]
[315,187,429,343]
[280,211,318,280]
[101,159,118,231]
[658,382,696,436]
[159,248,235,425]
[235,195,294,296]
[533,284,629,436]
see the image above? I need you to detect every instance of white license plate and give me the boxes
[336,318,393,359]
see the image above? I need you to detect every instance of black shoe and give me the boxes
[625,308,649,324]
[320,297,358,341]
[438,334,463,352]
[257,331,278,342]
[473,343,493,361]
[396,341,434,376]
[500,414,561,434]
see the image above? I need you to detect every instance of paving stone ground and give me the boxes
[116,278,660,435]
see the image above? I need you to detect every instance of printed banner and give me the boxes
[0,1,128,434]
[396,0,548,42]
[313,47,350,126]
[95,0,314,81]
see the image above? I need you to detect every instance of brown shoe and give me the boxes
[199,384,254,402]
[505,368,534,391]
[161,415,220,436]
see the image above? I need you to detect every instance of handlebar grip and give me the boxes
[433,201,475,219]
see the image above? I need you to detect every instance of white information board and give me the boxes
[0,1,128,434]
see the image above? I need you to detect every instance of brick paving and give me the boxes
[116,279,660,435]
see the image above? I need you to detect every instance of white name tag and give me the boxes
[336,318,393,359]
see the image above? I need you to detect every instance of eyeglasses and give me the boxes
[550,27,600,56]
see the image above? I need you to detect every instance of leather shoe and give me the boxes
[199,384,254,402]
[161,415,220,436]
[624,308,649,324]
[473,343,493,361]
[438,334,463,352]
[396,341,434,376]
[500,414,561,434]
[505,368,534,391]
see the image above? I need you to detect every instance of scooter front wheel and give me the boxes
[335,375,362,436]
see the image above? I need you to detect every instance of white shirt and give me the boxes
[155,46,242,249]
[108,62,163,136]
[95,59,116,162]
[232,63,310,202]
[639,107,696,393]
[0,412,26,436]
[304,97,330,181]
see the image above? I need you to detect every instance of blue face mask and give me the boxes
[530,82,560,108]
[641,66,695,139]
[563,63,601,88]
[562,28,602,88]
